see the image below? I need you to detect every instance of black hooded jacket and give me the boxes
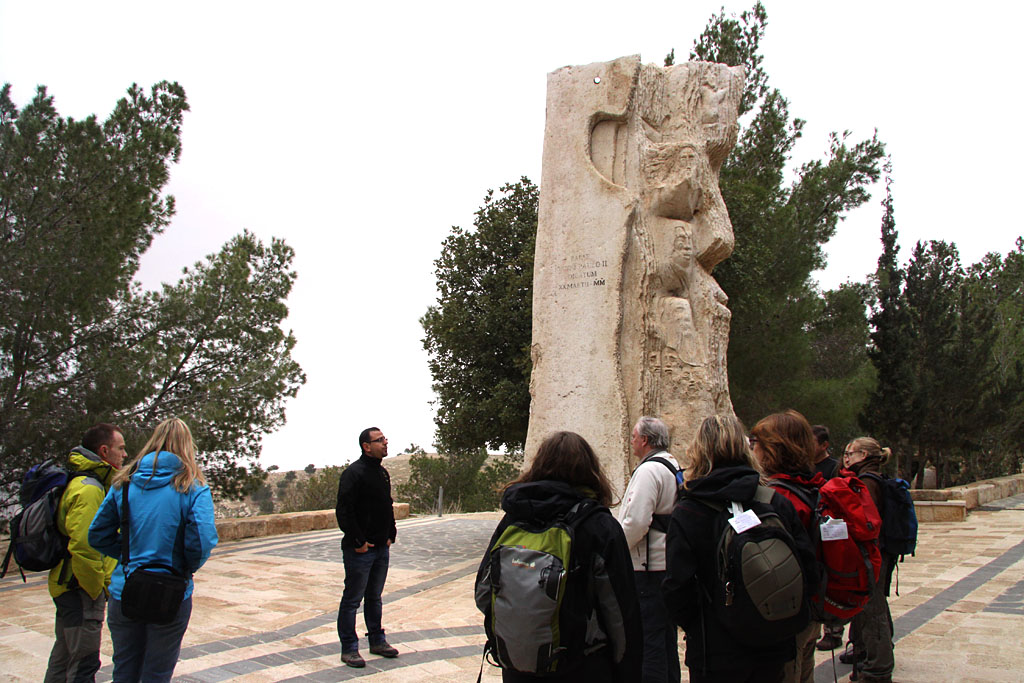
[475,480,642,682]
[662,465,817,674]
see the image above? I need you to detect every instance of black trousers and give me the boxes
[635,570,680,683]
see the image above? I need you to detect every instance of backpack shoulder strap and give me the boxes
[754,485,775,505]
[563,499,607,529]
[645,456,678,476]
[769,478,818,512]
[858,471,885,484]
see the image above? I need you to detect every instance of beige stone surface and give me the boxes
[911,473,1024,512]
[526,55,744,491]
[915,500,968,523]
[3,497,1024,681]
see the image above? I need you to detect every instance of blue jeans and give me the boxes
[107,597,192,682]
[636,571,680,683]
[337,545,390,653]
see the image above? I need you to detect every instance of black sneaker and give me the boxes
[839,645,866,665]
[341,651,366,668]
[369,641,399,658]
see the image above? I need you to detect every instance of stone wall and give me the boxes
[910,473,1024,522]
[215,502,411,542]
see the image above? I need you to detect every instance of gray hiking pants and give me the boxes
[44,588,106,683]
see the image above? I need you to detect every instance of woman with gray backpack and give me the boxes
[663,415,817,683]
[88,418,219,682]
[474,431,642,682]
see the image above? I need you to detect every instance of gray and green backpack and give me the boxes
[475,499,605,676]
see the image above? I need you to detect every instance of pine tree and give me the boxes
[420,179,537,452]
[862,168,915,477]
[690,3,886,425]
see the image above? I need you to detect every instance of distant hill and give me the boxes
[383,451,415,488]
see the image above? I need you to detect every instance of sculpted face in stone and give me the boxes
[526,56,743,493]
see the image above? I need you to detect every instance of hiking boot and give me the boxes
[816,632,843,650]
[839,645,866,665]
[341,651,366,668]
[369,641,399,658]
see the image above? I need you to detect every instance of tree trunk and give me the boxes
[912,443,925,489]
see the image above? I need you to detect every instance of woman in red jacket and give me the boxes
[749,410,825,683]
[841,438,895,683]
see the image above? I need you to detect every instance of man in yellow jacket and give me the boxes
[44,423,126,683]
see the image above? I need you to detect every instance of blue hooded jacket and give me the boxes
[89,451,219,600]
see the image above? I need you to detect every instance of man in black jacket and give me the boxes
[335,427,399,668]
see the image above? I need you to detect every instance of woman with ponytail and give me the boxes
[841,438,895,683]
[89,418,219,682]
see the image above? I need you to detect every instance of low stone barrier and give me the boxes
[913,500,967,523]
[910,473,1024,522]
[215,502,411,542]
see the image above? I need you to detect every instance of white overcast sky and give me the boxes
[2,1,1021,470]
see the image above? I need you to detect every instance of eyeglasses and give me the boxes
[369,436,387,443]
[844,449,863,457]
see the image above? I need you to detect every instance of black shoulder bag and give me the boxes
[119,483,190,624]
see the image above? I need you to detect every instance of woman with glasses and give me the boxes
[840,438,896,683]
[748,410,825,683]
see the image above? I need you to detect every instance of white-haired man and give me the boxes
[616,416,681,683]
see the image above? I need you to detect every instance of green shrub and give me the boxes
[280,465,346,512]
[396,449,522,514]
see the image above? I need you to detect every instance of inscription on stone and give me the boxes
[557,253,609,290]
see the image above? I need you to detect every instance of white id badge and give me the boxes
[820,518,849,541]
[728,509,762,533]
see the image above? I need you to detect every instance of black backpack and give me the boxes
[1,459,96,581]
[860,472,918,559]
[696,486,809,645]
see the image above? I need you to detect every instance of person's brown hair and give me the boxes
[509,431,616,506]
[750,409,816,476]
[684,414,760,489]
[82,423,122,454]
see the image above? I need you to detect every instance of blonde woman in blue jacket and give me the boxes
[89,418,218,683]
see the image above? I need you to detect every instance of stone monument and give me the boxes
[525,55,744,492]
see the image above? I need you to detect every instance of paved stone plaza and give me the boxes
[3,495,1024,682]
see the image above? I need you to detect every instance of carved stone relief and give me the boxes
[526,56,743,492]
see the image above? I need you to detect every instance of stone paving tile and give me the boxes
[6,505,1024,681]
[983,577,1024,615]
[259,518,497,571]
